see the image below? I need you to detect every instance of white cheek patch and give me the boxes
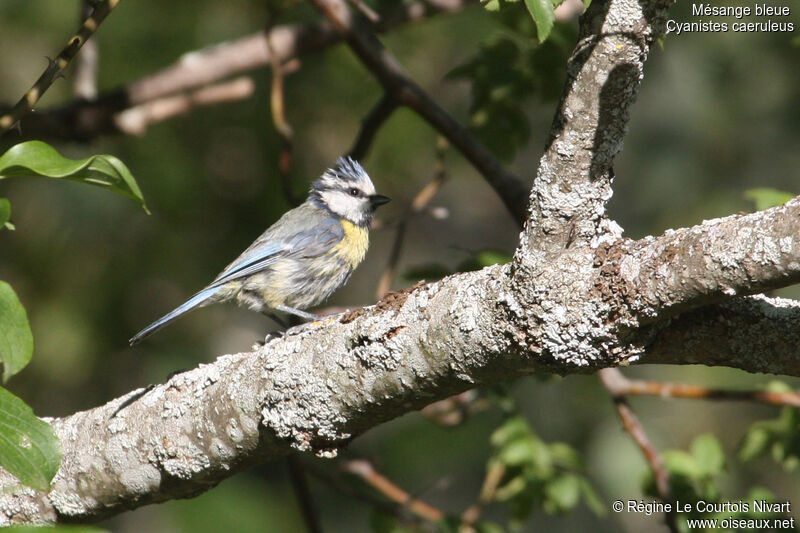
[321,190,366,223]
[322,191,351,214]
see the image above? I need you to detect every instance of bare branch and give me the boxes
[420,390,485,427]
[308,463,428,530]
[287,456,324,533]
[460,460,505,526]
[310,0,529,225]
[375,146,447,298]
[341,459,445,522]
[114,77,255,135]
[600,369,678,533]
[73,0,100,100]
[0,0,123,135]
[348,95,398,161]
[599,368,800,408]
[266,20,303,207]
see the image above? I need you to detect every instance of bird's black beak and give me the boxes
[369,194,391,209]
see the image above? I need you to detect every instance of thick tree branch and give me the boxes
[622,197,800,320]
[521,0,674,258]
[3,247,800,523]
[645,295,800,376]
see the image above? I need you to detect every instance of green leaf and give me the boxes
[500,439,546,468]
[738,406,800,470]
[578,477,606,516]
[662,450,701,479]
[490,416,531,447]
[523,0,555,42]
[743,188,794,211]
[0,141,148,213]
[739,426,771,462]
[544,474,581,512]
[690,434,725,475]
[0,281,33,382]
[0,386,61,491]
[0,198,11,231]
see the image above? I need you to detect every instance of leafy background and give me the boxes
[0,0,799,531]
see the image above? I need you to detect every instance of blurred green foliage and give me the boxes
[448,2,573,161]
[644,434,726,505]
[488,414,603,523]
[0,0,798,531]
[743,187,795,211]
[644,433,792,533]
[0,197,11,230]
[739,382,800,471]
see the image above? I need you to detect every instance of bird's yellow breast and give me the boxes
[334,219,369,268]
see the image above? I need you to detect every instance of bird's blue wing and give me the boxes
[208,214,344,288]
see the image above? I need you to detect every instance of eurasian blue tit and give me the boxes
[130,157,389,345]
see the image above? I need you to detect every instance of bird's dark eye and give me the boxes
[348,188,360,197]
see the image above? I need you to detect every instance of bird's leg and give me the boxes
[265,312,290,329]
[275,305,319,321]
[257,312,289,345]
[258,307,319,345]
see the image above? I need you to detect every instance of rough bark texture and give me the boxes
[2,0,799,525]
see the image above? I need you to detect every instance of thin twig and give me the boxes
[287,455,325,533]
[265,12,303,207]
[347,0,381,23]
[74,0,100,100]
[308,463,430,531]
[0,0,123,134]
[309,0,528,226]
[460,460,505,527]
[600,368,800,408]
[421,390,485,427]
[341,459,445,523]
[599,369,679,533]
[348,94,398,161]
[375,143,448,298]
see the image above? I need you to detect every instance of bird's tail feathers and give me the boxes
[129,287,219,346]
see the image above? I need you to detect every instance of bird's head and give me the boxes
[310,157,390,226]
